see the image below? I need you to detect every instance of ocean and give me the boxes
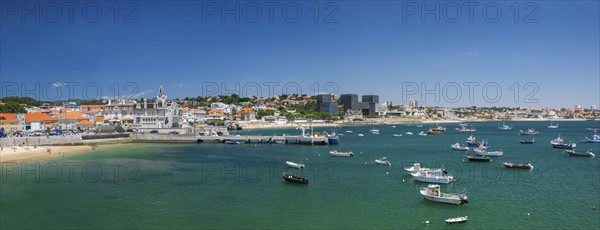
[1,121,599,229]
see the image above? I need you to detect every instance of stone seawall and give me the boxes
[129,133,197,143]
[0,135,83,146]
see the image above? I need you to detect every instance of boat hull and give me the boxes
[466,155,491,162]
[281,173,308,184]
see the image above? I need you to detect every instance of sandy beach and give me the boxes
[0,145,94,162]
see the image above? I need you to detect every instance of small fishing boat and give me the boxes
[330,150,353,157]
[392,134,402,137]
[550,135,576,149]
[465,135,488,147]
[451,143,469,151]
[430,123,446,132]
[345,130,353,134]
[286,161,305,169]
[474,147,503,157]
[404,163,443,173]
[465,155,491,162]
[420,184,468,205]
[565,149,595,157]
[369,125,380,134]
[375,157,391,165]
[445,216,468,224]
[582,133,600,143]
[498,119,512,130]
[324,131,339,145]
[427,129,441,135]
[357,133,364,137]
[519,128,539,135]
[406,132,414,135]
[225,140,244,144]
[518,138,535,144]
[281,172,308,184]
[455,124,476,132]
[548,121,559,129]
[391,125,396,128]
[585,127,600,131]
[416,125,423,128]
[274,139,286,144]
[418,131,427,136]
[411,170,454,184]
[503,162,534,169]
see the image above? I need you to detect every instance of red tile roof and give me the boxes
[25,112,58,122]
[0,113,18,121]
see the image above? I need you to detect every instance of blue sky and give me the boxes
[1,1,598,108]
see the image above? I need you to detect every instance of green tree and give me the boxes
[0,101,27,113]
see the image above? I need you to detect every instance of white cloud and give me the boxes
[172,83,185,88]
[464,51,479,57]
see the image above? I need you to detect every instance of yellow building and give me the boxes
[0,113,20,132]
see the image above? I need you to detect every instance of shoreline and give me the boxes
[0,145,94,163]
[239,118,592,130]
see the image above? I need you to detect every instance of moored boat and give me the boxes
[519,128,539,135]
[465,155,491,162]
[418,131,427,136]
[404,163,442,173]
[498,119,512,130]
[411,169,454,184]
[451,143,469,151]
[392,134,402,137]
[281,172,309,184]
[420,184,468,205]
[405,132,413,135]
[330,150,353,157]
[374,157,391,165]
[455,124,476,132]
[286,161,305,169]
[445,216,468,224]
[503,162,534,169]
[550,135,576,149]
[324,131,339,145]
[548,121,559,129]
[582,133,600,143]
[427,129,442,135]
[519,138,535,144]
[430,123,446,132]
[465,135,488,147]
[369,125,380,134]
[474,147,503,157]
[565,149,595,157]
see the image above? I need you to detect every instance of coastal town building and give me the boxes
[316,94,339,117]
[132,86,183,129]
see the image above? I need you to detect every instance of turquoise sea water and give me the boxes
[1,121,599,229]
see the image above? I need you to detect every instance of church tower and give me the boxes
[157,85,167,108]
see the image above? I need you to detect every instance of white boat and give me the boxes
[286,161,305,169]
[418,131,427,136]
[369,125,380,135]
[450,143,469,151]
[404,163,443,173]
[455,124,476,132]
[416,125,423,128]
[357,133,364,137]
[411,170,454,184]
[345,130,353,133]
[420,184,468,204]
[391,125,396,128]
[498,120,512,130]
[375,157,391,165]
[445,216,468,224]
[474,147,503,157]
[330,150,353,157]
[393,134,402,137]
[548,121,559,129]
[405,132,413,135]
